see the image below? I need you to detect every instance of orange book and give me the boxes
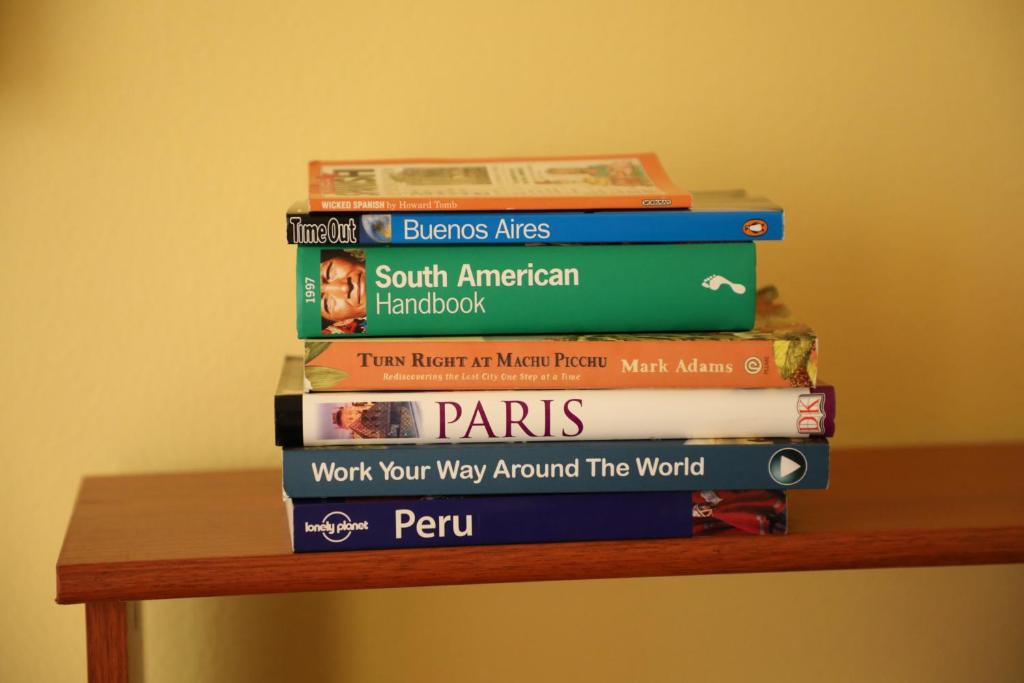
[308,153,691,212]
[303,288,816,391]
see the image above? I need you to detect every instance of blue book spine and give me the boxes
[288,491,696,552]
[286,208,782,245]
[282,438,828,498]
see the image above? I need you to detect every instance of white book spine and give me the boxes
[300,387,833,446]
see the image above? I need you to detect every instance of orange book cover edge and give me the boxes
[307,153,691,211]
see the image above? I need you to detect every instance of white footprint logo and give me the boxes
[701,274,747,295]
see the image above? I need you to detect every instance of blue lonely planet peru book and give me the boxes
[287,489,787,552]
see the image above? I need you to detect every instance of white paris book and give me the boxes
[274,361,835,447]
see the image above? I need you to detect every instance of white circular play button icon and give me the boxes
[768,447,808,486]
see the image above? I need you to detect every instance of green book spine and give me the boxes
[297,243,755,338]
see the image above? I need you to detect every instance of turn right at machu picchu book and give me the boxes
[302,286,815,391]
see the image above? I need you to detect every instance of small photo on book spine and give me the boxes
[316,401,420,440]
[319,249,367,334]
[321,166,379,196]
[388,165,492,187]
[540,159,654,187]
[692,490,787,535]
[360,215,392,243]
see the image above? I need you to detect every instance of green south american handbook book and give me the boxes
[296,242,755,338]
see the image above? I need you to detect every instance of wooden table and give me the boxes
[56,444,1024,682]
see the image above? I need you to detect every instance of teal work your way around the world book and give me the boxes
[296,242,756,338]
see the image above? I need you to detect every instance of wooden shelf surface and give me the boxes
[56,444,1024,604]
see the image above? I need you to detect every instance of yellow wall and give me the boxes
[2,0,1023,680]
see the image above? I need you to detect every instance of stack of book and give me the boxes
[274,153,834,552]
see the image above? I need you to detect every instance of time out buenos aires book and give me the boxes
[286,190,783,245]
[296,242,755,338]
[307,153,692,212]
[274,358,836,447]
[287,489,787,552]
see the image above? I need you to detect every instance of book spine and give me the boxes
[309,153,693,212]
[308,153,693,211]
[282,438,829,498]
[297,243,755,338]
[286,210,782,245]
[303,334,815,391]
[276,386,836,447]
[289,490,786,552]
[308,196,694,212]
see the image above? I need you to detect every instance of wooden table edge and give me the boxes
[56,524,1024,605]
